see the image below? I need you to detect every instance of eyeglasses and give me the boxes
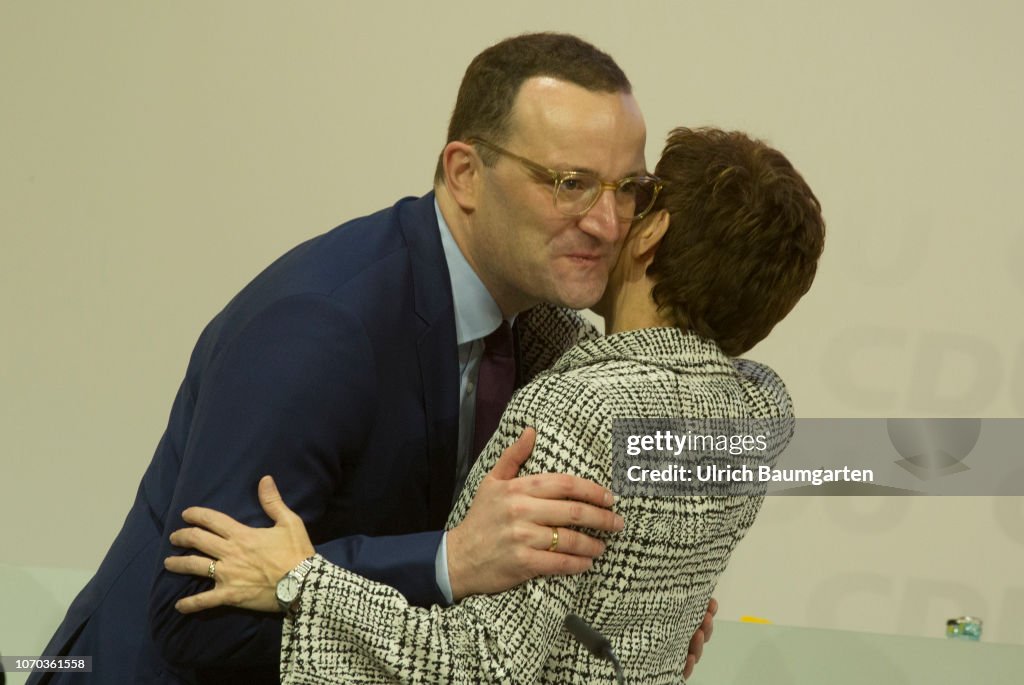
[468,138,663,221]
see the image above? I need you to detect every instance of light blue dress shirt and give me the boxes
[433,200,510,604]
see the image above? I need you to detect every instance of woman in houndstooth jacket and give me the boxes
[166,127,825,683]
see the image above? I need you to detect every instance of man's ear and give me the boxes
[441,141,481,212]
[630,209,670,261]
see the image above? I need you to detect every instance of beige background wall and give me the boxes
[3,0,1022,648]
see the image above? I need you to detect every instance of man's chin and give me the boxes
[548,281,607,311]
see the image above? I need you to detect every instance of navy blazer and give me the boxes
[33,193,462,684]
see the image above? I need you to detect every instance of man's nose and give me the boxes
[578,188,623,242]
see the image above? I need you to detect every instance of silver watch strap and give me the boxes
[290,556,314,582]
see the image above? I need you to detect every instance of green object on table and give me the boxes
[946,616,983,641]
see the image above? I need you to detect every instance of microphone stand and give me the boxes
[564,614,626,685]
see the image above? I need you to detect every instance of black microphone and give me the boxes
[563,613,625,684]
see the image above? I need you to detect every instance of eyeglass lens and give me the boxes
[556,176,657,219]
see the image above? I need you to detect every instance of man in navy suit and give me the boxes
[31,33,712,683]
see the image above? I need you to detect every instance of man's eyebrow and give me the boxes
[550,162,651,178]
[624,166,651,178]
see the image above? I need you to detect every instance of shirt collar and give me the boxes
[435,200,505,344]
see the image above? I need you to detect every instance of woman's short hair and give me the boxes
[647,127,826,356]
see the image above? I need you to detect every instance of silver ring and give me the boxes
[548,527,559,552]
[207,560,217,580]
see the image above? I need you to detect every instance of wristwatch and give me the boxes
[275,556,314,615]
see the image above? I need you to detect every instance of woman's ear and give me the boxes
[440,141,481,211]
[630,209,670,261]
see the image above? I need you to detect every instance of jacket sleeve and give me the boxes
[148,294,444,670]
[281,552,582,684]
[278,378,612,684]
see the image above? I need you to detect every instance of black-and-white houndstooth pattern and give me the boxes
[281,306,792,684]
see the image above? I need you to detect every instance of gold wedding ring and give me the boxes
[548,527,559,552]
[207,560,217,580]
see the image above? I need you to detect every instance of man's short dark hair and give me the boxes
[647,127,826,356]
[435,33,631,183]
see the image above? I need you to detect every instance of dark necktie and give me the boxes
[472,320,517,457]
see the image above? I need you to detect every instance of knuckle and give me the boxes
[559,529,579,554]
[556,554,583,575]
[512,547,532,568]
[568,532,592,557]
[579,532,600,557]
[527,474,552,495]
[601,511,619,531]
[505,520,528,540]
[556,475,576,498]
[507,500,528,520]
[579,532,605,558]
[511,524,532,545]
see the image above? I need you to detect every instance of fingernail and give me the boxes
[614,515,625,531]
[604,491,614,507]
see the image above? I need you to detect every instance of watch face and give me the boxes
[277,575,300,603]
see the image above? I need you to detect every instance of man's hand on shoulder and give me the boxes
[446,428,623,601]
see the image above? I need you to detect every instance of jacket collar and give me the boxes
[550,328,734,376]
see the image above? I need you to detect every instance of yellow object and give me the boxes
[739,616,773,624]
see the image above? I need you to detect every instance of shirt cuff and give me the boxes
[434,531,454,605]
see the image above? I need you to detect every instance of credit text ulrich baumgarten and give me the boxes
[623,430,874,486]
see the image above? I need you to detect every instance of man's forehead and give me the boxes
[507,77,647,171]
[510,76,635,124]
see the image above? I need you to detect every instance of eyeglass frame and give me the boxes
[466,137,663,221]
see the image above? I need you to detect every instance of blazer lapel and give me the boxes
[400,193,460,526]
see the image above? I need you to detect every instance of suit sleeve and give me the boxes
[277,379,611,684]
[149,294,443,670]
